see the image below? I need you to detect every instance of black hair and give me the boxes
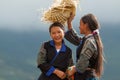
[81,13,99,32]
[49,22,64,33]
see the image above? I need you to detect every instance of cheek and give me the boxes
[80,26,84,33]
[50,34,54,39]
[61,32,65,38]
[80,26,82,31]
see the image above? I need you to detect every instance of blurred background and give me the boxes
[0,0,120,80]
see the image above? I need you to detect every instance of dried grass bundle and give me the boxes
[41,0,79,25]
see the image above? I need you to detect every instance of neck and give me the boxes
[55,42,62,49]
[85,30,92,36]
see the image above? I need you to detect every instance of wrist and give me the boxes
[53,69,57,74]
[53,69,59,74]
[67,24,72,30]
[72,66,76,73]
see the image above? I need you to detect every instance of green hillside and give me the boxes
[0,23,120,80]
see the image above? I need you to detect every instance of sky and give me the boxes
[0,0,119,31]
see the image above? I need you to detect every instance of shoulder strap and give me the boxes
[44,41,60,64]
[50,51,59,64]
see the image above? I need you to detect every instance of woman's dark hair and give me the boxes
[81,13,104,78]
[49,22,64,33]
[81,13,99,32]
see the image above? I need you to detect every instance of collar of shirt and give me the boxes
[49,40,66,53]
[85,34,93,38]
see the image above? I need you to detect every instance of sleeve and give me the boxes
[76,39,96,73]
[37,43,55,76]
[65,28,82,46]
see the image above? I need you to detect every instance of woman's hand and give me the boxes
[67,66,76,77]
[67,13,75,30]
[53,69,66,79]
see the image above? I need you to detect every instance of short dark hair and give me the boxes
[49,22,64,33]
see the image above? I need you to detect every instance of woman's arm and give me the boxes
[65,13,81,46]
[37,43,56,76]
[65,29,81,46]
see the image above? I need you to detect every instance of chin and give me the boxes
[80,32,82,34]
[55,40,62,43]
[80,31,84,34]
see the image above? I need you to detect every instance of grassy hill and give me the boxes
[0,23,120,80]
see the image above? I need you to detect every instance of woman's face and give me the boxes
[50,26,64,44]
[79,20,86,34]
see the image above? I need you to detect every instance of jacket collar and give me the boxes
[49,40,66,52]
[85,34,93,38]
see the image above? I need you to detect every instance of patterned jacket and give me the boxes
[65,29,98,73]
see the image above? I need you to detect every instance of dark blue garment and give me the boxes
[86,78,98,80]
[74,70,96,80]
[76,37,86,62]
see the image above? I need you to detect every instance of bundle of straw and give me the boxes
[41,0,79,25]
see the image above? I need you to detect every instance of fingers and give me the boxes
[54,69,66,79]
[70,12,75,16]
[66,66,76,77]
[67,12,75,23]
[70,12,75,19]
[61,73,66,79]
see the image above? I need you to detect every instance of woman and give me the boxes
[37,22,74,80]
[65,13,104,80]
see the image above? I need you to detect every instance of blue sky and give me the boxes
[0,0,119,30]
